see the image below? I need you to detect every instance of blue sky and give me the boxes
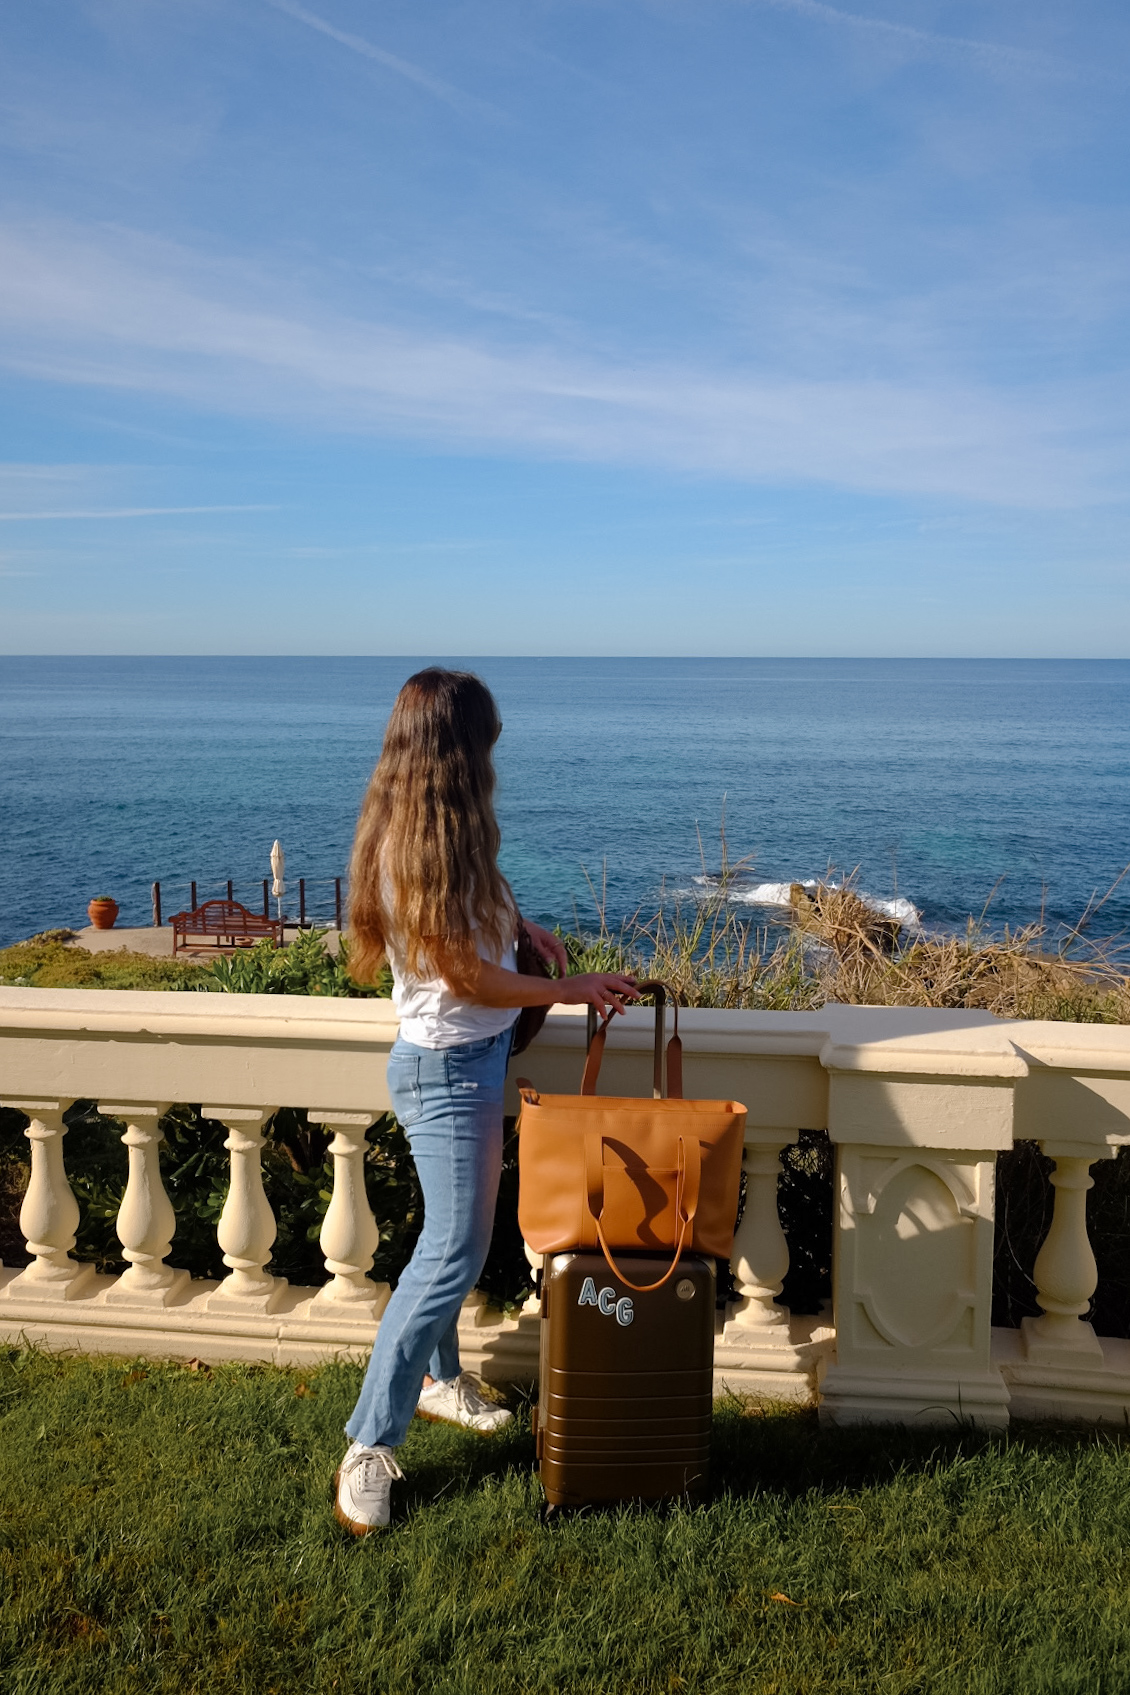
[1,0,1127,655]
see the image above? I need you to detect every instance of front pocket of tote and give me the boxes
[595,1165,683,1250]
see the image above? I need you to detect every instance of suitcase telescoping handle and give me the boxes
[584,1130,702,1292]
[581,980,683,1100]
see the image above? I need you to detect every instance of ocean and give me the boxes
[2,657,1128,950]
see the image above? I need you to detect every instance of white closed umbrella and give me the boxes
[270,839,286,927]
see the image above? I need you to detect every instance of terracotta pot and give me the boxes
[87,898,119,930]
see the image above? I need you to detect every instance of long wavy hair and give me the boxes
[347,668,516,988]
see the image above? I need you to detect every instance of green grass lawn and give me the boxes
[3,1349,1130,1695]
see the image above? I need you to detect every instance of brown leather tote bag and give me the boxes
[517,983,746,1291]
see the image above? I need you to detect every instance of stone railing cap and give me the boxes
[0,985,400,1045]
[538,1002,831,1056]
[1009,1020,1130,1074]
[820,1006,1028,1077]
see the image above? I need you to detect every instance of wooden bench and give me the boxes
[169,899,284,955]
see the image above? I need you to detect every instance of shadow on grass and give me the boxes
[391,1379,1129,1521]
[4,1341,1124,1525]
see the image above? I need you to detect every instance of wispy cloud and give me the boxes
[0,505,276,522]
[265,0,503,118]
[0,219,1123,509]
[751,0,1067,75]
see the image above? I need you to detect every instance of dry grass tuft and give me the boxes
[566,855,1130,1023]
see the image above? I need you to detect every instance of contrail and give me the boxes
[0,505,277,521]
[266,0,502,116]
[752,0,1064,75]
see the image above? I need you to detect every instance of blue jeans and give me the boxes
[345,1028,511,1450]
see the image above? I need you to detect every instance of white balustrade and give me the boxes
[1021,1143,1110,1363]
[728,1134,794,1332]
[1002,1029,1130,1420]
[206,1106,286,1312]
[306,1110,387,1312]
[1,1098,94,1300]
[98,1102,190,1308]
[2,989,1130,1418]
[716,1127,830,1398]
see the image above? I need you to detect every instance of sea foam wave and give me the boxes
[688,875,922,931]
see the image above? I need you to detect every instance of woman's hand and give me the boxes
[451,959,638,1014]
[520,917,568,978]
[554,971,640,1019]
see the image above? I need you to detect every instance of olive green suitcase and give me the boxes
[534,1250,715,1508]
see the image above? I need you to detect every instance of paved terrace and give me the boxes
[63,925,343,957]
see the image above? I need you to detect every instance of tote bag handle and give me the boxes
[583,1130,701,1292]
[581,979,683,1100]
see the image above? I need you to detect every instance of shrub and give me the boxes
[0,938,208,990]
[194,927,392,997]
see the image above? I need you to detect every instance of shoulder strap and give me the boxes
[585,1133,701,1291]
[580,981,682,1098]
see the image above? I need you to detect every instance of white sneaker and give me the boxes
[333,1441,403,1534]
[416,1372,514,1435]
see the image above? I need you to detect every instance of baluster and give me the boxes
[1021,1141,1110,1363]
[0,1099,94,1300]
[204,1107,287,1311]
[521,1237,543,1314]
[98,1103,190,1307]
[728,1134,792,1332]
[306,1111,388,1313]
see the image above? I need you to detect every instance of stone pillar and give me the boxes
[305,1111,389,1316]
[1020,1141,1111,1364]
[204,1107,287,1313]
[98,1103,190,1308]
[817,1031,1023,1429]
[0,1100,94,1301]
[823,1142,1007,1425]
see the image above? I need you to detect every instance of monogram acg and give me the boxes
[576,1276,634,1326]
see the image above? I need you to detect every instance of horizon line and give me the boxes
[3,653,1130,664]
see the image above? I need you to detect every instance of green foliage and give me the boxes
[196,927,392,998]
[777,1130,834,1317]
[0,939,207,991]
[0,928,391,996]
[4,1350,1130,1693]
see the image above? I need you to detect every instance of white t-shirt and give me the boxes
[386,925,519,1049]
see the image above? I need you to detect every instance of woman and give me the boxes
[335,668,638,1534]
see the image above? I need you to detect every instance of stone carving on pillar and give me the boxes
[98,1103,190,1308]
[305,1111,389,1317]
[204,1107,288,1313]
[1021,1142,1111,1365]
[816,1033,1023,1428]
[821,1143,1009,1426]
[0,1100,95,1301]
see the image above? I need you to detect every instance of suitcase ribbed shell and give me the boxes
[536,1251,715,1507]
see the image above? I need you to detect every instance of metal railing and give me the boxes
[150,878,345,930]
